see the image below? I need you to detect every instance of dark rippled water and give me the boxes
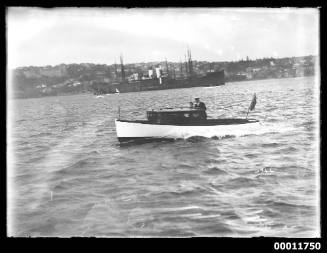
[8,77,320,237]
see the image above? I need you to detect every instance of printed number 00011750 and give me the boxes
[274,242,321,251]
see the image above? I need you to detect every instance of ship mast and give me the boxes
[184,54,188,78]
[120,54,125,83]
[165,58,170,79]
[180,59,183,78]
[187,47,193,77]
[172,65,176,79]
[114,61,118,81]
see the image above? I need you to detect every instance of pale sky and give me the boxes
[7,7,319,69]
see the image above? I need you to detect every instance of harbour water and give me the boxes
[7,76,320,237]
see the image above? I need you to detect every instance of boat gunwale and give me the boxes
[115,118,259,126]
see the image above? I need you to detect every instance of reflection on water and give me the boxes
[8,77,319,237]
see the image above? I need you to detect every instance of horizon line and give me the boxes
[10,54,318,70]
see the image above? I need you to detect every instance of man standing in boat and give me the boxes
[194,97,207,119]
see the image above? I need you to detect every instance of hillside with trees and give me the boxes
[10,55,317,99]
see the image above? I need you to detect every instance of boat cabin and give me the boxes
[146,108,207,124]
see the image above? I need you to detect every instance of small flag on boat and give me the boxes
[249,93,257,111]
[246,93,257,119]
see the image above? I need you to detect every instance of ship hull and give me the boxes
[92,70,225,94]
[115,119,260,142]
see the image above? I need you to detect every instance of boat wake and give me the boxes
[180,121,296,140]
[13,118,102,215]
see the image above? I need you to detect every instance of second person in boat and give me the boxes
[194,97,207,119]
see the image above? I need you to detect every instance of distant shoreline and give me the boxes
[9,75,315,100]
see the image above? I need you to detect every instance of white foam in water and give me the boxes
[179,121,296,140]
[11,118,102,219]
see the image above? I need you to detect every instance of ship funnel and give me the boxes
[148,69,154,78]
[155,65,162,78]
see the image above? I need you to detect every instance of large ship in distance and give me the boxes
[92,49,225,94]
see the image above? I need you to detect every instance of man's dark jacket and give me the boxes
[195,102,206,110]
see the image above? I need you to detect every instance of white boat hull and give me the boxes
[115,119,261,142]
